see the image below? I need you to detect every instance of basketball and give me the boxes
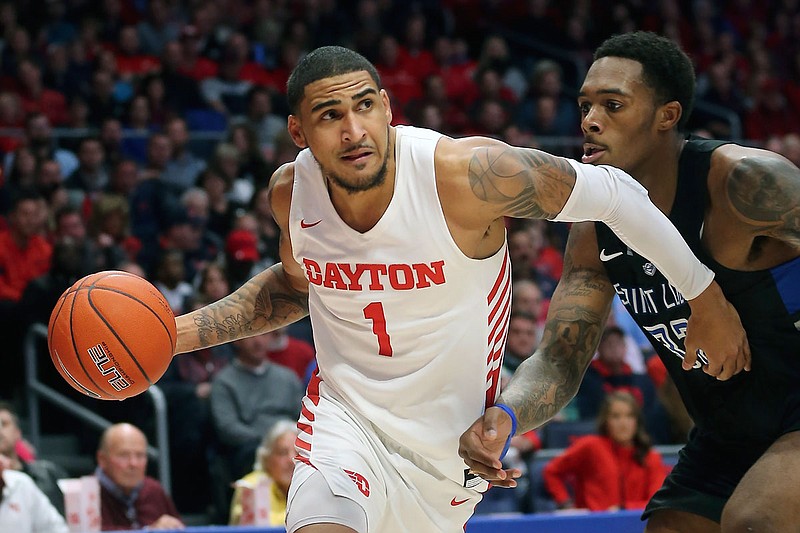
[47,270,177,401]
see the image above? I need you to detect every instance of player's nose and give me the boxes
[341,112,367,143]
[581,107,603,134]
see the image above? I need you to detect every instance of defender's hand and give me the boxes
[685,280,750,380]
[458,406,522,488]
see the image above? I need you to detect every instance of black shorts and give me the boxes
[642,427,771,523]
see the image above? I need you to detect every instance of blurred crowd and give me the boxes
[0,0,799,527]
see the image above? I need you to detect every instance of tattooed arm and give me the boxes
[497,223,614,430]
[723,149,800,250]
[458,223,614,485]
[174,163,309,354]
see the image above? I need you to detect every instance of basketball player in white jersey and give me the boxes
[172,46,748,532]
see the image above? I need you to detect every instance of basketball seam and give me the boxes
[68,275,120,399]
[86,288,170,385]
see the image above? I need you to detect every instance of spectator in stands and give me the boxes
[211,141,253,206]
[0,189,51,305]
[245,87,288,156]
[210,333,303,480]
[87,71,125,128]
[107,159,140,198]
[507,226,557,296]
[263,327,315,382]
[136,0,179,57]
[200,48,253,117]
[576,326,655,421]
[87,193,140,265]
[228,121,271,188]
[543,391,667,511]
[15,59,68,126]
[196,166,235,241]
[0,453,68,533]
[503,311,540,375]
[516,59,579,138]
[96,423,184,530]
[0,402,68,514]
[159,262,233,515]
[247,185,281,265]
[511,279,547,335]
[0,92,23,155]
[64,137,109,207]
[114,25,160,81]
[19,237,84,329]
[8,113,78,179]
[99,118,125,168]
[175,25,218,82]
[162,117,206,195]
[5,146,38,193]
[55,203,126,274]
[153,248,194,315]
[229,419,298,526]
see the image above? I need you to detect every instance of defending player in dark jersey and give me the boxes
[461,31,800,532]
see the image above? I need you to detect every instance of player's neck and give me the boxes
[633,134,685,213]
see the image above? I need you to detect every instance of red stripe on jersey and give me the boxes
[484,250,512,408]
[294,455,315,468]
[306,369,321,406]
[295,436,312,451]
[300,403,315,422]
[297,422,313,435]
[486,248,510,306]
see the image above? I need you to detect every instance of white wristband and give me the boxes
[551,160,714,300]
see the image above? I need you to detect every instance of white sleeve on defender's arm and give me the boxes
[550,159,714,300]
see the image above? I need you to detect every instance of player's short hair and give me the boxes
[286,46,382,114]
[594,31,695,132]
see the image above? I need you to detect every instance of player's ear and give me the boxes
[658,101,682,131]
[381,89,393,124]
[287,115,307,148]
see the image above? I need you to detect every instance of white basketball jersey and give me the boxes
[289,126,511,484]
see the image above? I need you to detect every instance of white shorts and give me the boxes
[287,390,485,532]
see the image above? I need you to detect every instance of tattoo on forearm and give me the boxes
[190,265,309,350]
[468,147,576,219]
[728,157,800,246]
[500,265,610,432]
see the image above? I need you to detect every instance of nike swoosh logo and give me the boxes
[450,497,469,506]
[599,249,624,262]
[300,219,322,229]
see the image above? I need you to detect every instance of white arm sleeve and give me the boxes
[551,160,714,300]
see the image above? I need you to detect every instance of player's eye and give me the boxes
[357,99,373,111]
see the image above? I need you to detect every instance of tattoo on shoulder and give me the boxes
[727,156,800,244]
[468,147,576,219]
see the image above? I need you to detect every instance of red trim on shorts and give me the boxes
[297,421,313,435]
[300,404,315,422]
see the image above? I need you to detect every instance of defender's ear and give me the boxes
[658,101,682,131]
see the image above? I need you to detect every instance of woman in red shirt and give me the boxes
[543,390,667,511]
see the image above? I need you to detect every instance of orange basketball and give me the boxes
[47,270,177,400]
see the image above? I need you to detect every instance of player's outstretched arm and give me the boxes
[456,139,749,379]
[174,163,310,355]
[459,224,614,484]
[174,264,309,354]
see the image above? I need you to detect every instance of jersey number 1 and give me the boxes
[363,302,393,357]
